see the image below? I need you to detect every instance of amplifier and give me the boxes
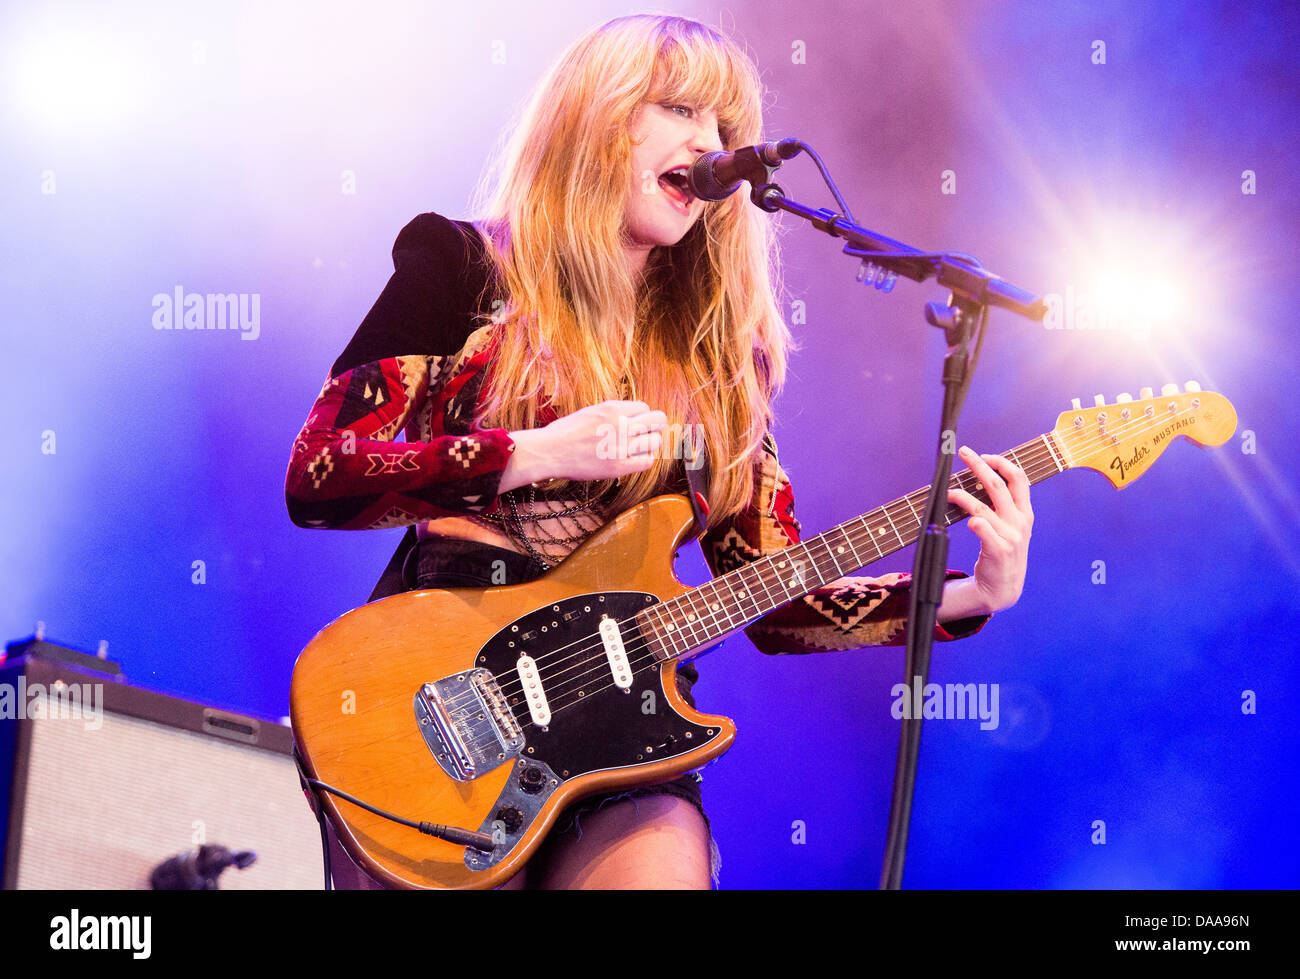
[0,640,323,889]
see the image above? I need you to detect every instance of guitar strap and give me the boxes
[683,439,712,539]
[368,527,418,603]
[293,745,335,890]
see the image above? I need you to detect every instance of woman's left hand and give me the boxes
[947,445,1034,614]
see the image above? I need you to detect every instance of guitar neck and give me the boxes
[641,433,1067,662]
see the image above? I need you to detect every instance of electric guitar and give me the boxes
[290,385,1237,888]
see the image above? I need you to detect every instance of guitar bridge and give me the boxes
[414,669,524,781]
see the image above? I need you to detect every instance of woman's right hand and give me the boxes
[503,400,668,489]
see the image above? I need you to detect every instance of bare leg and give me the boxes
[530,794,712,890]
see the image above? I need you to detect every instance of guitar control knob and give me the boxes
[494,805,525,833]
[519,766,547,794]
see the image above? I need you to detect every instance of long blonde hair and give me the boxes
[468,13,795,528]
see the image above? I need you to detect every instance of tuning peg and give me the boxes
[1094,394,1106,407]
[1115,392,1132,403]
[1161,383,1179,396]
[1071,397,1082,410]
[1139,387,1153,400]
[1184,380,1201,393]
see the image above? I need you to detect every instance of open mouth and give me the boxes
[658,167,696,211]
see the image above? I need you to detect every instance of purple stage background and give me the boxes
[3,0,1297,888]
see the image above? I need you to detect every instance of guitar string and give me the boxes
[491,404,1200,723]
[500,442,1055,710]
[443,402,1200,720]
[449,402,1194,718]
[446,407,1178,722]
[454,440,1057,708]
[513,452,1069,723]
[483,406,1156,705]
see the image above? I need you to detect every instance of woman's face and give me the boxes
[623,100,724,275]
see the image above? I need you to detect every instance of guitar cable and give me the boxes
[305,778,497,852]
[293,748,496,891]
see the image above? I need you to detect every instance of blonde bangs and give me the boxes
[644,23,763,149]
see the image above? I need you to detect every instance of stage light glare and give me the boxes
[1094,271,1183,328]
[11,35,138,130]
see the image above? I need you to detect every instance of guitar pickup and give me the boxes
[599,615,633,691]
[515,655,551,727]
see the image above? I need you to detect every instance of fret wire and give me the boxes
[888,500,918,545]
[664,603,686,659]
[656,437,1070,659]
[892,498,922,539]
[754,560,788,616]
[739,565,763,622]
[815,535,849,583]
[643,605,659,658]
[745,561,779,623]
[793,539,828,594]
[853,514,885,562]
[654,603,683,660]
[699,586,722,644]
[768,547,807,602]
[738,556,774,618]
[903,490,929,529]
[707,578,740,633]
[685,586,715,645]
[859,516,898,557]
[682,587,708,647]
[902,492,922,526]
[880,504,904,548]
[678,591,704,650]
[839,523,864,569]
[774,543,806,595]
[696,580,730,641]
[643,604,663,658]
[1042,434,1065,475]
[860,515,886,560]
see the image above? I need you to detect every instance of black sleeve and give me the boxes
[330,212,495,378]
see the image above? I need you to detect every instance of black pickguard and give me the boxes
[475,591,720,779]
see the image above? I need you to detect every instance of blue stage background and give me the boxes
[3,0,1296,887]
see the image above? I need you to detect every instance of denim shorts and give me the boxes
[406,534,720,887]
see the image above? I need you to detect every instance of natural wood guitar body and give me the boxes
[291,494,735,889]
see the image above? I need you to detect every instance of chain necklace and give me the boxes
[477,479,615,571]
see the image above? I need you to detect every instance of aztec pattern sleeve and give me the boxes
[698,432,991,654]
[284,213,516,530]
[284,354,516,530]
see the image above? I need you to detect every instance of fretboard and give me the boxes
[639,433,1066,661]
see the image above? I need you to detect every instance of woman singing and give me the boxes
[285,13,1032,890]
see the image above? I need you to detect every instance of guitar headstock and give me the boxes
[1051,383,1238,489]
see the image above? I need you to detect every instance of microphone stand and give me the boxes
[728,152,1045,889]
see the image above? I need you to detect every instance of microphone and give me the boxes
[687,138,802,202]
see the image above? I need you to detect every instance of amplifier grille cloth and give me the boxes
[14,697,323,889]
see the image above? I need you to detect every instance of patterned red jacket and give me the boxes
[285,213,989,653]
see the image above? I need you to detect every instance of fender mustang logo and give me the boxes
[1110,414,1195,482]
